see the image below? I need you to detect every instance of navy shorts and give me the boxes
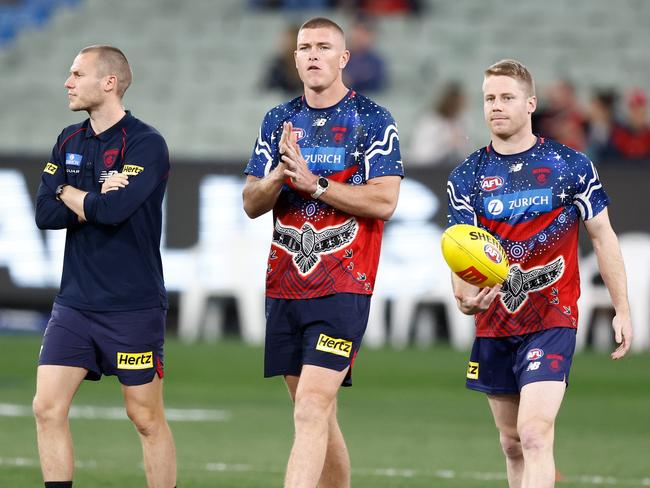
[265,293,371,387]
[38,302,166,386]
[465,327,576,395]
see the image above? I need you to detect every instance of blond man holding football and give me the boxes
[446,59,632,488]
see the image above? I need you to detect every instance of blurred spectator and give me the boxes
[261,24,302,95]
[533,79,587,151]
[407,82,471,167]
[338,0,422,15]
[250,0,334,9]
[343,16,387,93]
[611,88,650,160]
[586,89,619,162]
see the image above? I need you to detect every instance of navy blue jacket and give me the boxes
[35,112,169,311]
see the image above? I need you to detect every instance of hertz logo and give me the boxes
[466,361,479,380]
[117,351,153,370]
[122,164,144,176]
[44,162,58,175]
[315,334,352,357]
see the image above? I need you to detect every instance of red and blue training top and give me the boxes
[246,90,404,299]
[447,137,609,337]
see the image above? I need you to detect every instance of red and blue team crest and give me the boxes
[526,348,544,361]
[103,148,120,169]
[481,176,504,191]
[331,126,348,144]
[532,167,552,184]
[292,127,305,141]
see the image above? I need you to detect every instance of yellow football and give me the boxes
[441,224,510,287]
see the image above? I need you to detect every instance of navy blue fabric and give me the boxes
[465,327,576,395]
[39,303,166,386]
[264,293,371,387]
[35,112,169,311]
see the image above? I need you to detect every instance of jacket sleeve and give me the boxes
[34,139,79,230]
[83,132,170,225]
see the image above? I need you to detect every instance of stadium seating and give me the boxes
[1,0,649,158]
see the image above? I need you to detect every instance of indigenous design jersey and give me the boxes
[246,90,403,299]
[447,138,609,337]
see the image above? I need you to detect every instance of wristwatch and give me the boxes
[311,177,329,199]
[55,184,69,201]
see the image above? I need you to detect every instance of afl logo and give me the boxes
[483,244,503,264]
[526,348,544,361]
[481,176,504,191]
[292,127,305,141]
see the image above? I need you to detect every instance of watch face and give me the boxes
[319,177,329,188]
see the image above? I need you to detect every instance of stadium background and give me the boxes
[1,0,649,486]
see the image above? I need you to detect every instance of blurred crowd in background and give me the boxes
[257,2,650,167]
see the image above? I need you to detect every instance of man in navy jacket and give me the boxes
[33,45,176,488]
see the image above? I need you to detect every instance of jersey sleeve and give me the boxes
[34,134,79,229]
[245,111,280,178]
[571,154,610,221]
[83,132,169,225]
[446,164,477,227]
[365,107,404,180]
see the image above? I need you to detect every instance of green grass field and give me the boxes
[1,336,648,487]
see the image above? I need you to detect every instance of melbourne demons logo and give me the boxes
[532,167,552,185]
[500,257,565,312]
[103,149,120,169]
[272,218,358,275]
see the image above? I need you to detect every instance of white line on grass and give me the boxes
[1,457,649,486]
[0,403,230,422]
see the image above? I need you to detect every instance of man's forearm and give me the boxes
[593,230,631,316]
[318,176,400,221]
[243,171,286,219]
[59,185,88,221]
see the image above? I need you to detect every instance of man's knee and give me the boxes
[126,404,164,437]
[518,419,554,453]
[499,431,522,460]
[294,391,334,428]
[33,395,68,425]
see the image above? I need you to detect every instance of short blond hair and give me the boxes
[484,59,535,97]
[299,17,345,40]
[80,45,132,98]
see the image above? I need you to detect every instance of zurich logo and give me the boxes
[487,199,504,216]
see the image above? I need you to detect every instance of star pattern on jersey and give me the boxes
[447,138,610,337]
[450,138,609,262]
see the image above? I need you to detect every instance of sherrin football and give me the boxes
[441,224,510,287]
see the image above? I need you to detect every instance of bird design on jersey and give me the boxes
[273,218,358,275]
[500,257,565,312]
